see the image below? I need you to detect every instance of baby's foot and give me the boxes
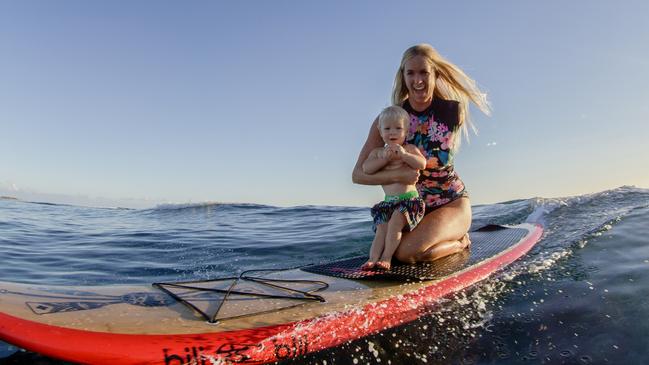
[460,233,471,250]
[375,260,391,271]
[361,261,376,270]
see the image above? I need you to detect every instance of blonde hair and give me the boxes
[392,43,491,146]
[377,105,409,129]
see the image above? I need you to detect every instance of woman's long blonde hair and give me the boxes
[392,44,491,147]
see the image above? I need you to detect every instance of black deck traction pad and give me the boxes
[301,225,529,281]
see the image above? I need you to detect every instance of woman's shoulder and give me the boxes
[432,98,459,110]
[432,98,459,127]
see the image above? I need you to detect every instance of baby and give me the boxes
[361,106,426,270]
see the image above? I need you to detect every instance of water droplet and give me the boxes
[560,350,573,357]
[579,355,592,364]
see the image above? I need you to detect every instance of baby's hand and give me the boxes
[386,144,405,160]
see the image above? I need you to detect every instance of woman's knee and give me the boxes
[393,245,417,263]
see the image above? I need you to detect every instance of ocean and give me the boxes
[1,186,648,364]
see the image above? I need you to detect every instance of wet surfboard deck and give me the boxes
[0,223,542,365]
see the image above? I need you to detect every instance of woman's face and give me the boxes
[403,55,435,109]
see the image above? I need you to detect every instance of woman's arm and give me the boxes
[352,118,420,185]
[362,148,389,174]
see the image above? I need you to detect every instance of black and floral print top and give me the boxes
[403,99,468,211]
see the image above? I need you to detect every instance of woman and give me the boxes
[352,43,491,264]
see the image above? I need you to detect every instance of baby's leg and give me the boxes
[362,224,387,270]
[376,212,407,270]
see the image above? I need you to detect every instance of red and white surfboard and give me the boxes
[0,223,542,364]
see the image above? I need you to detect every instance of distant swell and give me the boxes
[148,201,271,211]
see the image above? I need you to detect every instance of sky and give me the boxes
[1,1,648,208]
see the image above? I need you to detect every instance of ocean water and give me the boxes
[1,186,648,364]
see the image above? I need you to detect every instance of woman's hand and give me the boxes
[395,165,420,185]
[389,164,419,185]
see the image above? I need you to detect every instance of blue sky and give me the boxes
[1,1,648,208]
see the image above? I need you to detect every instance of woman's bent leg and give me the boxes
[394,197,472,263]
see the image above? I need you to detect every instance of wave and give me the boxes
[144,186,647,220]
[456,186,645,232]
[500,185,649,280]
[146,201,274,212]
[144,201,368,217]
[1,185,647,287]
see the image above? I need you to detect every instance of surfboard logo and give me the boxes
[163,343,263,364]
[0,288,175,315]
[27,301,107,314]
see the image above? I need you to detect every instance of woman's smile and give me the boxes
[403,55,435,110]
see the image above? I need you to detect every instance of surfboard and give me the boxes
[0,223,542,365]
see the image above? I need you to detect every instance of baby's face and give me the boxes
[379,118,407,145]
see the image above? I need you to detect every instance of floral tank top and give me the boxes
[403,99,468,211]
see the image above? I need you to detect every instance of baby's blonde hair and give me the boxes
[392,44,491,147]
[377,105,409,129]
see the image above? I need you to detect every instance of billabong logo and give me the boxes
[164,347,207,365]
[163,343,257,364]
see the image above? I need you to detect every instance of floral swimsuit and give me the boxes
[403,99,468,214]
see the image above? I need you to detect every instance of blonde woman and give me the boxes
[352,43,491,265]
